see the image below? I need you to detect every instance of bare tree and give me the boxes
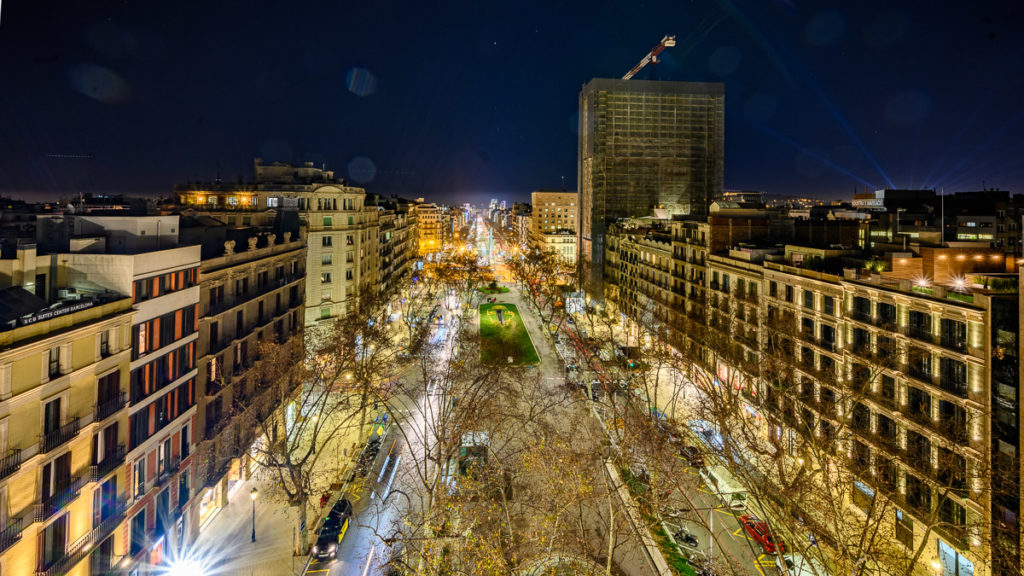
[231,292,408,553]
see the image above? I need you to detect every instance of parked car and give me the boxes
[678,445,705,468]
[740,515,786,554]
[312,498,353,560]
[355,437,382,477]
[776,553,829,575]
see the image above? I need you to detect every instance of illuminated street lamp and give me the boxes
[250,487,259,542]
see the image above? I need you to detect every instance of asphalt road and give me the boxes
[305,293,459,576]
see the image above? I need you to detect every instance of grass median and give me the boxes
[478,302,540,365]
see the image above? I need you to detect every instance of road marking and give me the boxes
[307,570,329,574]
[361,545,376,576]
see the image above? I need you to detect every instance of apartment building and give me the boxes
[604,220,675,330]
[370,196,417,299]
[0,243,133,576]
[37,215,202,574]
[176,159,382,326]
[189,229,306,531]
[605,220,1022,575]
[416,203,444,256]
[530,190,578,265]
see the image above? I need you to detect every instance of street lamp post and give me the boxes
[250,487,258,542]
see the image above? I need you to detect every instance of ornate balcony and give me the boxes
[89,445,126,482]
[95,392,127,422]
[40,418,81,453]
[35,476,86,523]
[0,449,22,481]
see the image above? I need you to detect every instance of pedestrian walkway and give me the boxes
[185,476,308,576]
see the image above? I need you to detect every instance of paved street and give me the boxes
[304,289,461,576]
[186,220,782,576]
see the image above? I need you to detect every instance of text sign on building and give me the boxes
[17,300,95,326]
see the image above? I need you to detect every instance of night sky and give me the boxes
[1,1,1022,205]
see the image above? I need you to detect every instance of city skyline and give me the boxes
[1,1,1022,205]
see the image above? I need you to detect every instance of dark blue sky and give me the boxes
[1,1,1022,205]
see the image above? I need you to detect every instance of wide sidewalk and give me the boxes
[187,475,309,576]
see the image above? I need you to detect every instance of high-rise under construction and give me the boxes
[578,78,724,289]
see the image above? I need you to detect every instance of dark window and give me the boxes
[130,510,146,555]
[801,317,814,339]
[877,335,895,357]
[43,398,61,436]
[877,302,896,327]
[97,370,120,406]
[906,474,931,514]
[908,387,931,422]
[134,278,151,302]
[939,357,967,397]
[940,319,967,352]
[48,348,60,378]
[938,497,966,529]
[823,295,834,316]
[181,425,190,459]
[908,348,931,381]
[851,403,870,431]
[100,331,110,357]
[852,297,871,321]
[907,429,930,460]
[908,310,931,340]
[880,375,895,405]
[820,324,835,351]
[803,290,814,309]
[38,513,68,570]
[852,328,870,353]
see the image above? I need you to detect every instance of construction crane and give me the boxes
[622,35,676,80]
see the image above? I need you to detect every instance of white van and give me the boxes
[699,464,748,510]
[776,553,829,575]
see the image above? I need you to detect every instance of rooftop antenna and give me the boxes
[940,187,944,245]
[561,175,566,189]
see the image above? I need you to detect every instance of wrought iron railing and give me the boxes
[40,418,81,453]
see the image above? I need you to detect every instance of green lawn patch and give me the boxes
[478,286,510,294]
[478,303,539,365]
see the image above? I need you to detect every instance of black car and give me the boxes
[679,446,705,468]
[312,499,353,560]
[355,437,382,477]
